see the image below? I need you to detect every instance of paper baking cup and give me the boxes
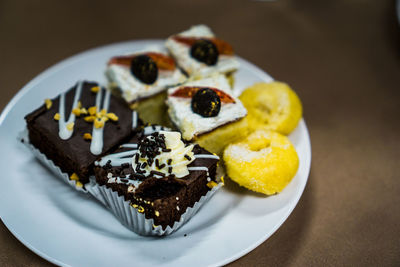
[18,129,88,193]
[86,178,223,236]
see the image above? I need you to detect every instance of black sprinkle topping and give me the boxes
[135,163,142,173]
[167,159,172,165]
[184,154,191,161]
[120,178,128,183]
[133,173,145,180]
[168,167,172,174]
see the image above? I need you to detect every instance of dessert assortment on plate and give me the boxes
[21,25,303,235]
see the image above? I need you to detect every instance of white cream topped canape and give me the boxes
[166,74,247,140]
[165,25,239,78]
[106,47,186,104]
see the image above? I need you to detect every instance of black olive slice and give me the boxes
[130,55,158,84]
[191,88,221,117]
[190,39,219,66]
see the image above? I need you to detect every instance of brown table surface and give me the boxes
[1,0,399,266]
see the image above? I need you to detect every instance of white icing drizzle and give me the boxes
[194,154,220,160]
[97,150,138,166]
[188,166,210,178]
[58,81,83,140]
[132,111,138,129]
[187,166,209,172]
[90,89,111,155]
[120,144,138,149]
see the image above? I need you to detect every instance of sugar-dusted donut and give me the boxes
[223,129,299,195]
[239,82,302,135]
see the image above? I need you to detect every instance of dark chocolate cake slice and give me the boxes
[93,125,220,229]
[25,81,141,187]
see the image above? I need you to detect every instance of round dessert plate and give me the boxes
[0,40,311,266]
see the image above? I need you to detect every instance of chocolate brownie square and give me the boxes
[25,81,141,186]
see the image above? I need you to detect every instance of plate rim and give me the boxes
[0,39,311,266]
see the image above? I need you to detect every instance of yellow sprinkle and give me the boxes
[100,109,107,116]
[130,203,138,208]
[220,176,225,184]
[129,102,139,110]
[83,133,92,140]
[94,118,104,129]
[76,181,83,188]
[80,107,88,115]
[207,181,218,189]
[137,206,145,213]
[155,211,160,217]
[70,173,79,181]
[101,116,109,122]
[91,86,100,93]
[107,113,119,121]
[84,116,95,122]
[88,106,97,116]
[72,108,81,116]
[77,101,82,109]
[44,99,52,109]
[53,113,60,121]
[66,122,74,131]
[152,224,158,228]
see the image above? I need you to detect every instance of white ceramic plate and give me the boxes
[0,40,311,266]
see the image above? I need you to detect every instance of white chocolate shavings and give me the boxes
[132,131,195,178]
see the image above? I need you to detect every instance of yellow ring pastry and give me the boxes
[239,81,302,135]
[223,129,299,195]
